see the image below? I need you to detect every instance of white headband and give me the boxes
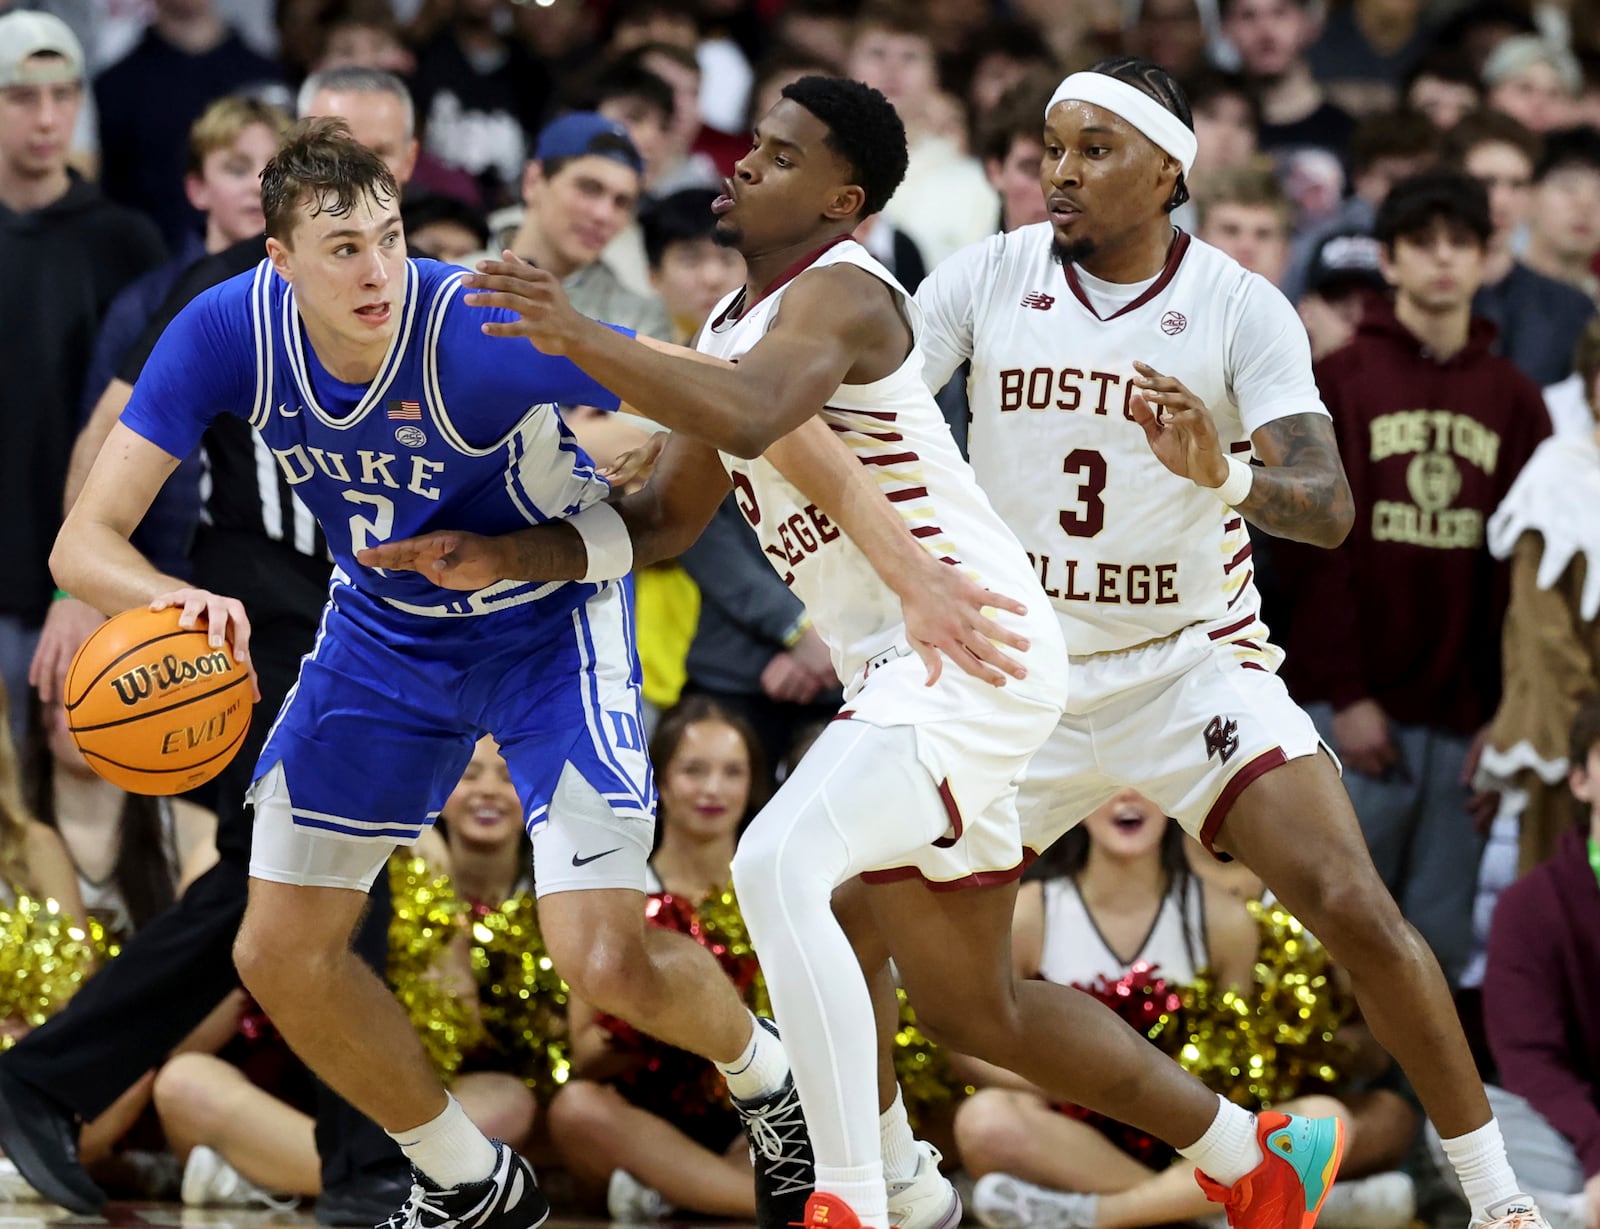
[1047,72,1198,176]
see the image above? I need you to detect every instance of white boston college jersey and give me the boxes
[917,225,1329,658]
[697,238,1065,714]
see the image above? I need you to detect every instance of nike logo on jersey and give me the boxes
[277,401,301,418]
[1020,291,1056,310]
[571,847,622,867]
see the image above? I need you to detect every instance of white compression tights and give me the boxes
[731,721,949,1229]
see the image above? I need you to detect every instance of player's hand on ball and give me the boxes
[1129,361,1229,489]
[358,531,506,590]
[29,597,106,704]
[463,252,584,355]
[904,560,1032,688]
[148,588,259,702]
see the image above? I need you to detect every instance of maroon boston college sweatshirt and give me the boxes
[1281,302,1549,734]
[1484,827,1600,1178]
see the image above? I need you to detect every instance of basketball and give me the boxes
[63,606,255,796]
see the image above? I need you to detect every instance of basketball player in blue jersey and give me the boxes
[50,118,1025,1229]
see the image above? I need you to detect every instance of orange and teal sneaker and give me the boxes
[798,1191,864,1229]
[1195,1112,1347,1229]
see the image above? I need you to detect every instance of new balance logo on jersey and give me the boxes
[1020,291,1056,311]
[1204,716,1239,764]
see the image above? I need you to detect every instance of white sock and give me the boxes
[1177,1096,1263,1187]
[879,1088,921,1182]
[716,1012,791,1102]
[387,1094,498,1188]
[1439,1120,1522,1223]
[817,1161,890,1229]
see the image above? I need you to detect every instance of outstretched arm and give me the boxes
[461,255,895,459]
[1129,363,1354,548]
[765,420,1031,685]
[356,434,734,585]
[362,420,1034,685]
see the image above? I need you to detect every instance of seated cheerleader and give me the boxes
[958,788,1419,1229]
[152,735,542,1206]
[10,691,222,1193]
[1,685,92,1045]
[27,694,216,947]
[547,695,768,1221]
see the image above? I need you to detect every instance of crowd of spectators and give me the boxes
[0,0,1596,1226]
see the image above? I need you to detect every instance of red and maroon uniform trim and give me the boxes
[1062,230,1192,322]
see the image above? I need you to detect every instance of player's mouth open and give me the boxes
[1111,808,1145,831]
[712,183,738,215]
[1048,198,1082,224]
[355,302,391,324]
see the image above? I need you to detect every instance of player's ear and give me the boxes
[825,183,866,223]
[266,235,293,281]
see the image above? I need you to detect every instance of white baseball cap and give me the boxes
[0,11,84,90]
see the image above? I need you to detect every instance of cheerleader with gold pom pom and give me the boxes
[956,789,1419,1229]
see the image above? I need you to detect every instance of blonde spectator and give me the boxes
[1483,36,1580,133]
[1196,159,1293,286]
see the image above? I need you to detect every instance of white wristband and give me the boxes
[569,501,635,582]
[1212,455,1255,506]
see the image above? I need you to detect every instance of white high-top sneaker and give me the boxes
[886,1141,962,1229]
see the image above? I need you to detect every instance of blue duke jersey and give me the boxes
[123,257,626,620]
[119,258,656,875]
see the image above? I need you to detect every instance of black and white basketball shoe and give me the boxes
[381,1141,549,1229]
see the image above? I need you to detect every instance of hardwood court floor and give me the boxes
[0,1206,752,1229]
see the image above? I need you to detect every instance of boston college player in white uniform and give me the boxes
[365,75,1362,1229]
[911,56,1552,1229]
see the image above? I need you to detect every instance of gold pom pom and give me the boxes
[0,896,114,1048]
[1174,900,1353,1105]
[387,857,484,1080]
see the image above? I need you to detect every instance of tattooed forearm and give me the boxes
[500,522,588,582]
[1238,413,1355,548]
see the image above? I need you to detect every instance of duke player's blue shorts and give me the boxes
[246,573,655,897]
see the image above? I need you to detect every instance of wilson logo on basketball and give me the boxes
[1160,311,1187,335]
[110,651,236,706]
[160,696,245,755]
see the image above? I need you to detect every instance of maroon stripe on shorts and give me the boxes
[860,850,1038,892]
[931,778,965,848]
[1199,747,1288,853]
[1208,614,1256,641]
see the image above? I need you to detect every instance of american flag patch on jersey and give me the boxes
[387,400,422,420]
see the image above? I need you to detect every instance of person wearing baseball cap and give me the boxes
[502,111,671,340]
[0,9,84,91]
[0,8,165,749]
[1297,228,1388,360]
